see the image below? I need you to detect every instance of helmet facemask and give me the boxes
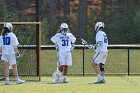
[61,28,68,34]
[60,23,69,34]
[95,22,104,32]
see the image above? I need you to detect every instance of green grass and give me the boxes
[0,76,140,93]
[41,49,140,75]
[1,48,140,92]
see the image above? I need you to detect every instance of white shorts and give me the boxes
[58,52,72,66]
[1,54,16,65]
[93,51,108,64]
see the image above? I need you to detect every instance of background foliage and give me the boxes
[0,0,140,44]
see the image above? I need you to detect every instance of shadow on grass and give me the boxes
[46,82,64,84]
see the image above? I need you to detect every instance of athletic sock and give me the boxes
[97,74,102,79]
[63,75,67,79]
[16,76,20,81]
[102,76,105,80]
[6,77,9,81]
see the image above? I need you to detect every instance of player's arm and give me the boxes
[50,33,59,44]
[51,34,61,52]
[55,43,59,51]
[13,34,20,58]
[91,32,103,49]
[70,43,75,52]
[88,41,102,50]
[14,46,20,58]
[70,34,76,51]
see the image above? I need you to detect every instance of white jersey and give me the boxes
[0,32,19,55]
[51,33,76,53]
[95,31,108,53]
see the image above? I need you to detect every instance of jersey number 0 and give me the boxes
[3,37,11,45]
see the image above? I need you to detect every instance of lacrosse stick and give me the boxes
[81,38,95,50]
[52,52,63,83]
[81,38,90,47]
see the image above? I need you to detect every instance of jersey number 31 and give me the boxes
[62,39,68,46]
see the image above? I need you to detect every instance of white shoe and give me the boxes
[16,79,25,84]
[94,77,102,84]
[5,81,10,85]
[101,79,106,83]
[63,78,68,83]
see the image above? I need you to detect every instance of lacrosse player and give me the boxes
[88,22,108,84]
[51,23,76,83]
[0,23,25,85]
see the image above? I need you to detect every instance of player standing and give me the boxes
[51,23,76,83]
[0,23,25,85]
[88,22,108,84]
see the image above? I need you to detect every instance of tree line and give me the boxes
[0,0,140,44]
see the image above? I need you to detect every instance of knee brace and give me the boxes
[99,63,105,72]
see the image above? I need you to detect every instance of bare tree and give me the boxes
[63,0,70,25]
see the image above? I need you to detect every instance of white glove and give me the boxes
[70,44,75,52]
[88,45,95,50]
[55,44,59,51]
[15,52,20,59]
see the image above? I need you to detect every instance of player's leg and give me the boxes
[92,63,102,83]
[62,65,68,83]
[58,65,63,72]
[3,62,10,85]
[9,64,13,76]
[63,52,72,83]
[9,55,25,84]
[58,52,64,72]
[93,52,103,84]
[92,63,101,75]
[100,52,108,83]
[99,63,106,83]
[1,54,10,85]
[63,65,68,76]
[58,52,67,82]
[12,64,18,78]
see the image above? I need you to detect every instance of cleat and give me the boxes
[101,79,106,83]
[16,79,25,84]
[63,78,68,83]
[94,80,103,84]
[94,77,103,84]
[94,79,106,84]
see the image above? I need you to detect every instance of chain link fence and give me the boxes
[0,0,140,76]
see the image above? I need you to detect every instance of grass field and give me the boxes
[41,49,140,75]
[0,49,140,93]
[0,76,140,93]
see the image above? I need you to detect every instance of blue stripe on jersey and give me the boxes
[93,52,100,61]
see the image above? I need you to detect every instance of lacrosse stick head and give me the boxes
[81,38,87,45]
[52,69,63,83]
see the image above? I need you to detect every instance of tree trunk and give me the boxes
[63,0,70,25]
[48,0,57,37]
[78,0,88,39]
